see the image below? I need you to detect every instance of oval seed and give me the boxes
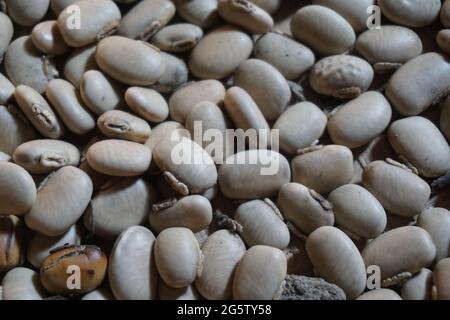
[85,177,158,240]
[27,225,82,268]
[328,184,387,239]
[125,87,169,123]
[327,91,392,149]
[401,268,433,300]
[0,12,13,62]
[173,0,220,28]
[417,208,450,262]
[109,226,158,300]
[386,53,450,116]
[5,0,49,26]
[217,0,274,34]
[291,145,354,195]
[118,0,175,41]
[46,79,96,135]
[306,226,367,299]
[13,139,80,174]
[273,102,327,155]
[0,73,15,105]
[218,149,291,200]
[362,226,436,281]
[356,26,422,73]
[31,20,69,55]
[234,59,291,121]
[0,152,10,162]
[5,36,58,94]
[189,25,253,79]
[149,195,213,233]
[0,216,24,272]
[233,245,287,300]
[57,0,121,47]
[151,23,203,52]
[144,121,190,152]
[169,80,225,123]
[86,139,152,177]
[356,289,402,300]
[14,85,64,139]
[97,110,151,143]
[254,32,315,80]
[437,29,450,55]
[95,36,165,86]
[377,0,441,28]
[2,267,46,300]
[248,0,280,14]
[291,5,355,55]
[50,0,78,15]
[40,245,107,295]
[433,258,450,300]
[195,230,246,300]
[25,166,93,236]
[234,199,290,249]
[63,44,98,88]
[0,162,36,216]
[388,116,450,178]
[362,160,431,217]
[151,52,189,94]
[309,55,374,99]
[154,227,200,288]
[277,183,334,235]
[0,105,37,156]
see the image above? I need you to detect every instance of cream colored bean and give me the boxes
[327,91,392,149]
[218,149,291,200]
[151,52,189,94]
[388,116,450,178]
[234,59,291,121]
[173,0,220,28]
[362,226,436,281]
[145,121,190,152]
[313,0,375,32]
[0,12,13,62]
[233,245,286,300]
[25,166,93,236]
[0,73,14,105]
[0,105,37,156]
[291,145,353,195]
[306,226,366,299]
[0,162,36,216]
[437,29,450,55]
[50,0,78,15]
[159,281,200,300]
[13,139,80,174]
[254,32,315,80]
[0,152,10,162]
[217,0,274,34]
[80,70,124,116]
[57,0,121,47]
[125,87,169,123]
[291,5,355,55]
[401,268,433,300]
[277,183,334,235]
[109,226,158,300]
[86,139,152,177]
[31,20,69,55]
[118,0,175,40]
[356,289,402,300]
[234,199,290,249]
[356,26,422,73]
[46,79,96,135]
[441,95,450,141]
[84,177,158,239]
[153,137,217,194]
[14,85,64,139]
[150,195,212,233]
[169,80,225,123]
[273,102,327,155]
[310,55,374,99]
[378,0,441,28]
[433,258,450,300]
[1,267,46,300]
[97,110,151,143]
[248,0,280,14]
[63,44,98,89]
[5,37,58,94]
[328,184,387,239]
[5,0,49,26]
[417,208,450,262]
[195,230,246,300]
[189,25,253,79]
[27,225,82,268]
[155,227,200,288]
[362,160,431,217]
[386,53,450,116]
[151,23,203,52]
